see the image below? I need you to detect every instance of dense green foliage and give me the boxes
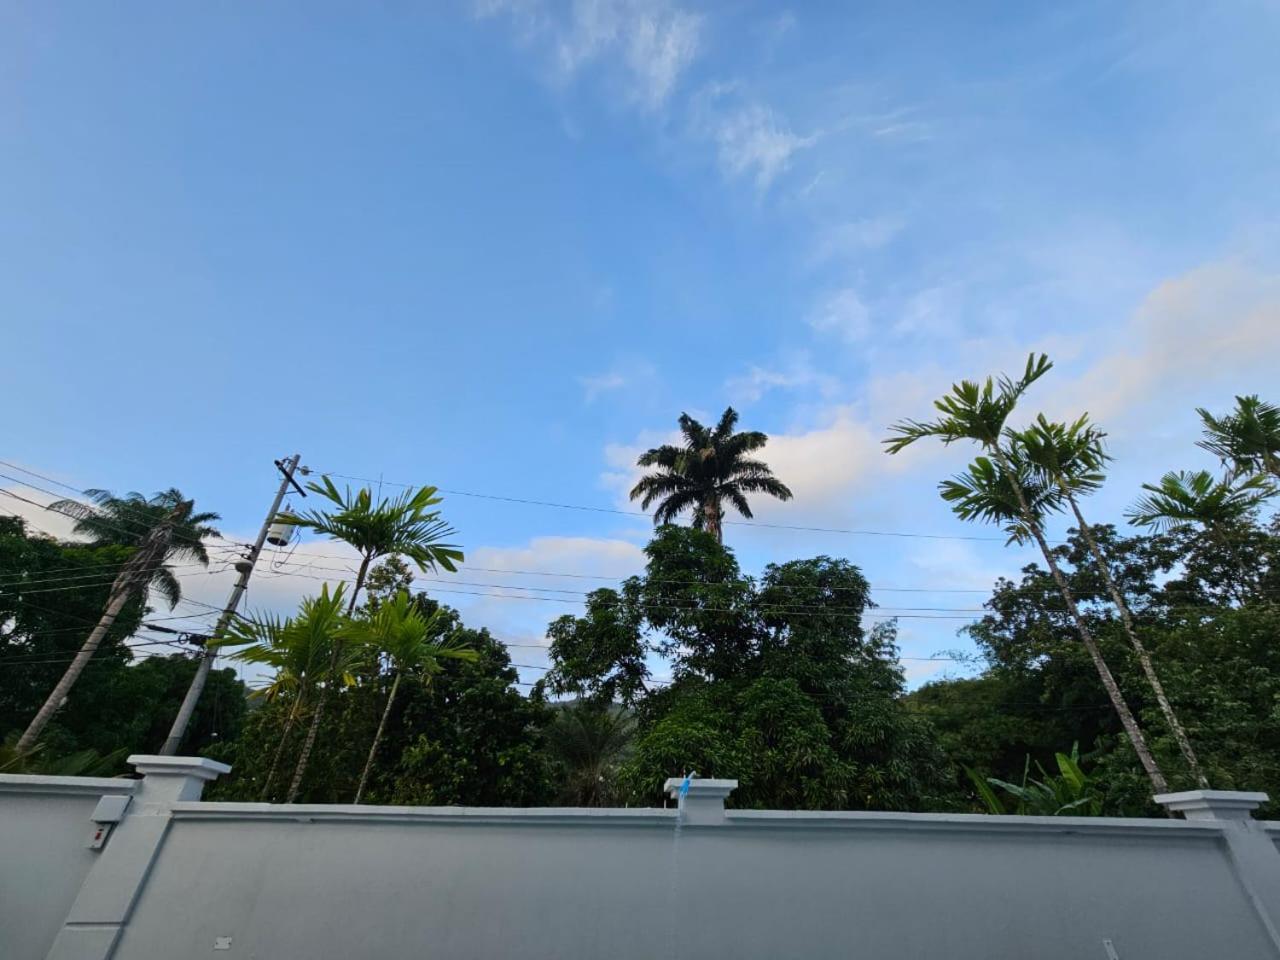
[0,516,243,765]
[6,391,1280,819]
[541,526,950,810]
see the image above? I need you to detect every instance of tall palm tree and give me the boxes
[1126,470,1275,532]
[16,490,220,754]
[344,591,476,803]
[217,587,355,802]
[47,488,221,608]
[885,354,1170,796]
[1017,415,1208,788]
[280,479,463,801]
[284,477,463,613]
[629,408,793,543]
[1197,395,1280,481]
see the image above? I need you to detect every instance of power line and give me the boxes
[315,469,1048,543]
[0,465,255,551]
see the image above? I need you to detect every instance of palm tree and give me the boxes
[885,354,1170,796]
[1017,415,1208,788]
[629,408,793,543]
[545,703,636,806]
[217,587,354,801]
[16,490,220,754]
[280,479,463,801]
[1197,395,1280,481]
[47,488,221,608]
[344,591,476,803]
[1126,470,1275,532]
[284,477,463,613]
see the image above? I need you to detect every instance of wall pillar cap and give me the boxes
[663,777,738,801]
[1154,789,1269,821]
[128,755,231,782]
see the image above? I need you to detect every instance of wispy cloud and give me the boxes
[808,288,870,342]
[697,91,818,190]
[578,359,658,402]
[479,0,702,110]
[725,353,840,405]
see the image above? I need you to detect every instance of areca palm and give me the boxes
[17,490,219,754]
[344,591,477,803]
[1197,395,1280,480]
[629,408,793,543]
[285,477,464,614]
[280,479,464,801]
[218,586,356,801]
[885,354,1170,796]
[1018,415,1208,788]
[1126,470,1275,532]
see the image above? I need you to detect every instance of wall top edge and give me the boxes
[0,773,138,796]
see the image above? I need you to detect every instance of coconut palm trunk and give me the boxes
[991,446,1169,796]
[1064,492,1208,788]
[354,672,401,804]
[16,583,134,754]
[16,518,172,754]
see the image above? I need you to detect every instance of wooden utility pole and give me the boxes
[159,455,304,756]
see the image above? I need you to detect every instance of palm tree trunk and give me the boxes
[261,696,302,801]
[354,672,401,804]
[703,496,723,544]
[989,446,1169,796]
[347,554,373,614]
[1066,492,1208,789]
[287,685,328,803]
[16,583,134,754]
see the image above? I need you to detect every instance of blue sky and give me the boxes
[3,1,1279,688]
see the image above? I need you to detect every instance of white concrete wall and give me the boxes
[6,762,1280,960]
[0,776,136,960]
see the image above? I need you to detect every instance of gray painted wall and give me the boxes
[0,776,135,960]
[6,761,1280,960]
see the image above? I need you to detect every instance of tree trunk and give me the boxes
[287,685,328,803]
[282,551,372,802]
[703,496,723,544]
[16,583,135,754]
[16,517,173,755]
[989,446,1169,796]
[347,554,373,614]
[354,672,401,804]
[1066,492,1209,789]
[261,696,302,802]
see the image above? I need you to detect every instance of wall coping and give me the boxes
[172,802,679,827]
[0,773,138,797]
[163,800,1227,840]
[725,809,1225,839]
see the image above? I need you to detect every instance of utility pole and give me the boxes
[159,454,305,756]
[17,505,182,754]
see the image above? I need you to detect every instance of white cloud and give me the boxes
[481,0,702,110]
[704,99,817,190]
[724,353,840,405]
[808,288,870,342]
[1042,260,1280,427]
